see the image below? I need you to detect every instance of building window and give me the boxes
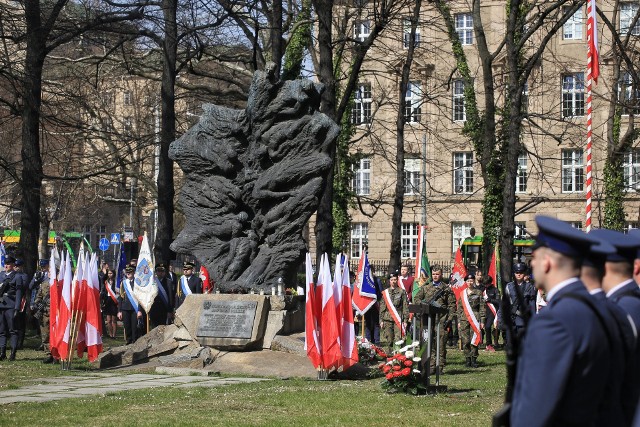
[618,72,640,115]
[452,222,472,255]
[623,149,640,192]
[516,152,528,193]
[96,225,107,247]
[514,222,527,238]
[568,221,583,230]
[404,158,421,195]
[354,20,370,42]
[352,83,372,125]
[350,223,368,259]
[404,81,422,123]
[401,223,419,259]
[403,18,420,48]
[620,3,640,36]
[453,152,473,194]
[562,73,585,118]
[352,157,371,195]
[453,79,466,121]
[123,90,133,106]
[455,13,473,45]
[123,116,133,134]
[562,149,584,193]
[563,7,583,40]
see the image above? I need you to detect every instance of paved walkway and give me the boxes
[0,372,269,405]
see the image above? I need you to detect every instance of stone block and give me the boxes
[262,311,285,349]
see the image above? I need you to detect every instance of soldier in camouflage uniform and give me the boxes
[457,273,486,368]
[379,271,409,354]
[413,267,456,374]
[33,269,55,364]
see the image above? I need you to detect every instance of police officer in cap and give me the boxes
[0,256,24,360]
[504,261,536,344]
[148,263,174,328]
[510,216,619,426]
[13,259,29,350]
[176,261,202,308]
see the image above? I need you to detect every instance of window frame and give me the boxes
[453,152,474,194]
[401,222,419,259]
[403,17,421,48]
[563,7,584,40]
[350,223,369,259]
[404,157,421,195]
[623,148,640,192]
[516,152,528,193]
[352,83,372,125]
[404,81,422,124]
[562,73,585,118]
[455,13,473,45]
[452,222,472,256]
[453,79,466,122]
[561,149,584,193]
[352,157,371,196]
[354,20,371,42]
[620,3,640,36]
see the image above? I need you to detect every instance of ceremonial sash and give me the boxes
[180,276,192,297]
[123,279,139,312]
[461,289,482,346]
[483,289,498,327]
[156,277,170,307]
[536,289,547,313]
[106,281,118,304]
[382,289,405,337]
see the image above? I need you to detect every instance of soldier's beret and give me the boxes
[590,228,640,264]
[125,265,135,273]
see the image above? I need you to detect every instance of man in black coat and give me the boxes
[118,266,142,344]
[148,264,174,328]
[176,261,202,308]
[0,256,24,360]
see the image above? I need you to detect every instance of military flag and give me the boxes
[450,248,468,301]
[133,233,157,314]
[200,265,212,293]
[413,225,432,301]
[352,251,377,315]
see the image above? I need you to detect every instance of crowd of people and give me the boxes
[0,255,205,363]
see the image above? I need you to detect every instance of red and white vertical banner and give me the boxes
[585,0,599,232]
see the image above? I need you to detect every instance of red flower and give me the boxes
[392,365,401,371]
[383,365,391,374]
[401,367,411,376]
[403,360,413,367]
[393,371,402,378]
[387,357,394,362]
[386,373,394,380]
[396,355,407,362]
[378,363,385,369]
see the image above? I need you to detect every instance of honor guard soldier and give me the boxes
[511,216,620,427]
[413,267,456,374]
[505,262,536,344]
[457,273,485,368]
[118,266,142,344]
[379,270,409,354]
[176,261,202,308]
[148,263,174,328]
[590,228,640,424]
[0,256,23,360]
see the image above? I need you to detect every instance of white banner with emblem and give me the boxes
[133,233,158,313]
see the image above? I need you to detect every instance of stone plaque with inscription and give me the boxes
[197,300,258,339]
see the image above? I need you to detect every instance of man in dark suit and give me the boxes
[176,261,202,308]
[118,265,142,344]
[148,263,174,328]
[510,216,619,427]
[0,256,23,360]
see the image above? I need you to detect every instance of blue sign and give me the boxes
[110,233,121,245]
[99,238,110,251]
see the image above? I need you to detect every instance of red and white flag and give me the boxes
[352,251,377,315]
[461,289,482,346]
[319,253,341,370]
[335,254,358,370]
[48,248,60,359]
[587,0,599,84]
[74,252,88,355]
[304,253,321,369]
[82,253,103,361]
[450,248,468,302]
[200,265,212,293]
[55,252,73,359]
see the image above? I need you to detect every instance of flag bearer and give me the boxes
[379,270,409,354]
[457,274,485,368]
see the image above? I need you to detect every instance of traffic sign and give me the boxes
[110,233,121,245]
[99,238,109,251]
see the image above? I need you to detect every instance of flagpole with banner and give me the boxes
[133,232,157,333]
[585,0,599,232]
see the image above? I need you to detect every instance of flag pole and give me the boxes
[585,0,598,232]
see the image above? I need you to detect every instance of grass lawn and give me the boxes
[0,333,507,426]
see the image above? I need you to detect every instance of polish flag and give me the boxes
[200,265,212,293]
[56,252,73,359]
[82,253,103,361]
[73,252,88,355]
[319,253,341,370]
[336,255,358,369]
[450,248,468,302]
[304,253,321,369]
[48,248,60,359]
